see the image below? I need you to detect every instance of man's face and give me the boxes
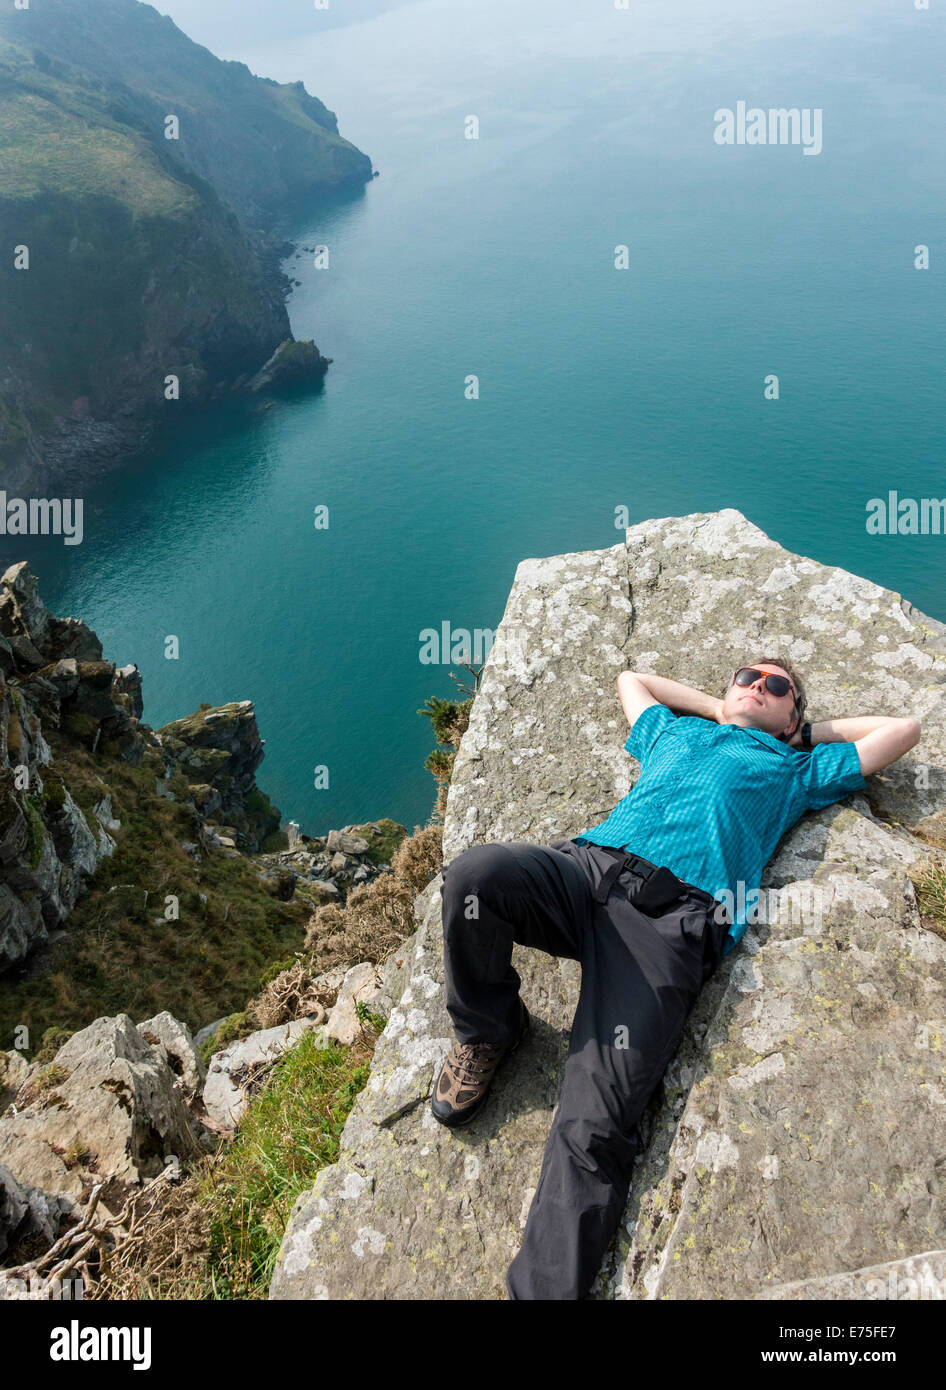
[720,663,799,740]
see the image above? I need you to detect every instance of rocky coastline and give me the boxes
[0,0,372,494]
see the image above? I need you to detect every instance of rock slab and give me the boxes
[270,509,946,1300]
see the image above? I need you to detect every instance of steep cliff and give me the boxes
[269,508,946,1300]
[0,560,283,977]
[0,0,373,490]
[6,0,368,227]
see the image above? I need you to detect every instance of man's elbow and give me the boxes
[892,717,922,755]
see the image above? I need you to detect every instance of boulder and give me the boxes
[373,949,411,1019]
[310,964,349,999]
[327,829,369,856]
[0,1050,33,1111]
[0,1014,203,1225]
[0,1163,30,1259]
[325,962,386,1045]
[202,1017,328,1129]
[136,1011,205,1094]
[34,658,80,700]
[0,1162,72,1261]
[270,508,946,1301]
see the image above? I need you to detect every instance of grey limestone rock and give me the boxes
[249,512,946,1297]
[0,1013,203,1236]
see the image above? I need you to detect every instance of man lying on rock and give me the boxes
[431,659,922,1300]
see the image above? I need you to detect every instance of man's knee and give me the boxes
[441,841,517,911]
[552,1094,639,1183]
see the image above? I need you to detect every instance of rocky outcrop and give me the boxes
[257,819,406,902]
[156,702,279,853]
[0,1013,206,1252]
[0,1162,73,1260]
[0,950,391,1252]
[0,1050,35,1113]
[324,962,385,1047]
[247,340,333,394]
[0,562,285,971]
[0,563,135,972]
[270,508,946,1301]
[136,1011,205,1097]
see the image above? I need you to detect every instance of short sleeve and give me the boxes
[624,702,677,765]
[802,740,867,811]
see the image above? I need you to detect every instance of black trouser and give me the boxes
[440,835,730,1301]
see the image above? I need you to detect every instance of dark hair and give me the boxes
[722,657,807,742]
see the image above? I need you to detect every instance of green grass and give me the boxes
[198,1026,375,1299]
[23,796,46,870]
[197,1011,250,1068]
[0,43,196,216]
[346,817,409,867]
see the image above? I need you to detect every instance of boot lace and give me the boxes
[450,1040,502,1086]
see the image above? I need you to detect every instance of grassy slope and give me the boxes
[2,0,371,221]
[0,41,196,213]
[0,731,314,1056]
[0,38,291,473]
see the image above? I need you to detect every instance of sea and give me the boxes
[7,0,945,835]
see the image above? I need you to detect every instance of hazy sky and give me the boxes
[151,0,903,74]
[148,0,417,56]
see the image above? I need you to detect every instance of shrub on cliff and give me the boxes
[303,822,442,971]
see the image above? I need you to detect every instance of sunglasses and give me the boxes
[732,667,796,701]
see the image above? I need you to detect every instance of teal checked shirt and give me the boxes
[574,702,868,956]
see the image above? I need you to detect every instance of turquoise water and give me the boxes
[9,0,945,835]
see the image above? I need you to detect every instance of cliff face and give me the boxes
[7,0,369,227]
[0,0,373,491]
[0,562,279,975]
[270,508,946,1300]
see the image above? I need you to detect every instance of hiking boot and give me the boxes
[430,998,530,1127]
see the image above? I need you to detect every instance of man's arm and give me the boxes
[787,714,921,777]
[617,670,722,729]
